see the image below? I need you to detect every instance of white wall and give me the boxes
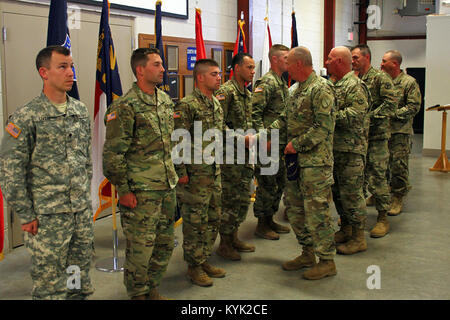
[367,39,426,69]
[423,14,450,153]
[252,0,324,74]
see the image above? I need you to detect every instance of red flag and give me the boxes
[0,186,4,261]
[230,19,247,78]
[195,8,206,60]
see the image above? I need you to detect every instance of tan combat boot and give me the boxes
[255,217,280,240]
[366,195,375,207]
[334,224,352,243]
[232,230,255,252]
[370,211,390,238]
[147,288,170,300]
[216,234,241,260]
[282,246,316,271]
[201,262,226,278]
[337,226,367,255]
[268,215,291,234]
[388,195,403,216]
[302,258,337,280]
[187,265,213,287]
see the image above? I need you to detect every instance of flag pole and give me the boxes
[96,184,124,272]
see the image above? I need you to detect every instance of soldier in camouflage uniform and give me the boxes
[0,46,94,300]
[103,48,178,300]
[215,52,256,261]
[381,50,422,216]
[352,44,398,238]
[173,59,226,287]
[326,46,370,255]
[270,46,337,280]
[251,44,291,240]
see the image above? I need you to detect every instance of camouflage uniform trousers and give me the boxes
[284,166,336,260]
[219,164,254,236]
[388,133,412,198]
[177,174,221,266]
[364,139,391,212]
[253,156,286,218]
[120,189,175,298]
[24,208,94,300]
[332,152,367,229]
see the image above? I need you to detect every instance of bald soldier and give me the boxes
[326,46,370,255]
[252,44,291,240]
[351,44,398,238]
[270,46,337,280]
[380,50,421,215]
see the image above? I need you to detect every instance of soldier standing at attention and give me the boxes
[215,53,256,261]
[380,50,421,216]
[174,59,226,287]
[326,46,370,255]
[0,46,94,300]
[251,44,291,240]
[351,44,398,238]
[270,46,337,280]
[103,48,178,300]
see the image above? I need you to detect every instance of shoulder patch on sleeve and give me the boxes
[173,111,182,119]
[216,94,226,101]
[5,122,21,138]
[254,87,264,93]
[106,111,117,122]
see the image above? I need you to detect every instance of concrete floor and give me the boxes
[1,134,449,300]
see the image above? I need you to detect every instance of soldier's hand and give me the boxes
[178,175,189,185]
[120,192,137,208]
[21,219,38,236]
[284,141,297,154]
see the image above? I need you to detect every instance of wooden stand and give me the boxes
[427,105,450,172]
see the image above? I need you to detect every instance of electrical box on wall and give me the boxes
[398,0,436,16]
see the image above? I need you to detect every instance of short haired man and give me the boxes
[351,44,398,238]
[174,59,226,286]
[252,44,291,240]
[326,46,370,255]
[271,46,337,280]
[381,50,421,215]
[0,45,94,299]
[215,52,256,261]
[103,48,178,300]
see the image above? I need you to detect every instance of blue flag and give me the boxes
[47,0,79,100]
[291,11,299,48]
[96,0,122,107]
[155,1,170,93]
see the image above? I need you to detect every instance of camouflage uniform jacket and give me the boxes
[332,71,370,156]
[173,88,224,177]
[251,69,288,130]
[103,83,178,196]
[215,78,253,167]
[0,93,92,224]
[391,71,421,135]
[270,72,335,167]
[360,66,397,140]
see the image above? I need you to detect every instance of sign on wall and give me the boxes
[70,0,188,19]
